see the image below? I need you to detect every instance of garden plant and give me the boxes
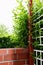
[0,0,28,48]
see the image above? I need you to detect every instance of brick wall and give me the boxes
[0,48,29,65]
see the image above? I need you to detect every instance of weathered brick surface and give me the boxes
[0,48,29,65]
[0,49,7,54]
[0,62,8,65]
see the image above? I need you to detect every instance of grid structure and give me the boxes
[32,7,43,65]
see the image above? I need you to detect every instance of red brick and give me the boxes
[0,62,8,65]
[0,50,6,54]
[13,61,25,65]
[8,49,16,54]
[4,54,17,61]
[27,60,29,64]
[8,62,13,65]
[16,48,28,54]
[17,53,28,60]
[0,56,3,61]
[16,48,24,54]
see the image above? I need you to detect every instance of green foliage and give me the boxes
[12,1,28,48]
[32,0,43,50]
[0,25,8,37]
[0,0,28,48]
[16,0,22,3]
[32,0,43,14]
[0,36,16,48]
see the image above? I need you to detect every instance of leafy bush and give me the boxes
[0,1,28,48]
[32,0,43,50]
[12,1,28,48]
[32,0,43,14]
[0,25,8,37]
[0,36,17,48]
